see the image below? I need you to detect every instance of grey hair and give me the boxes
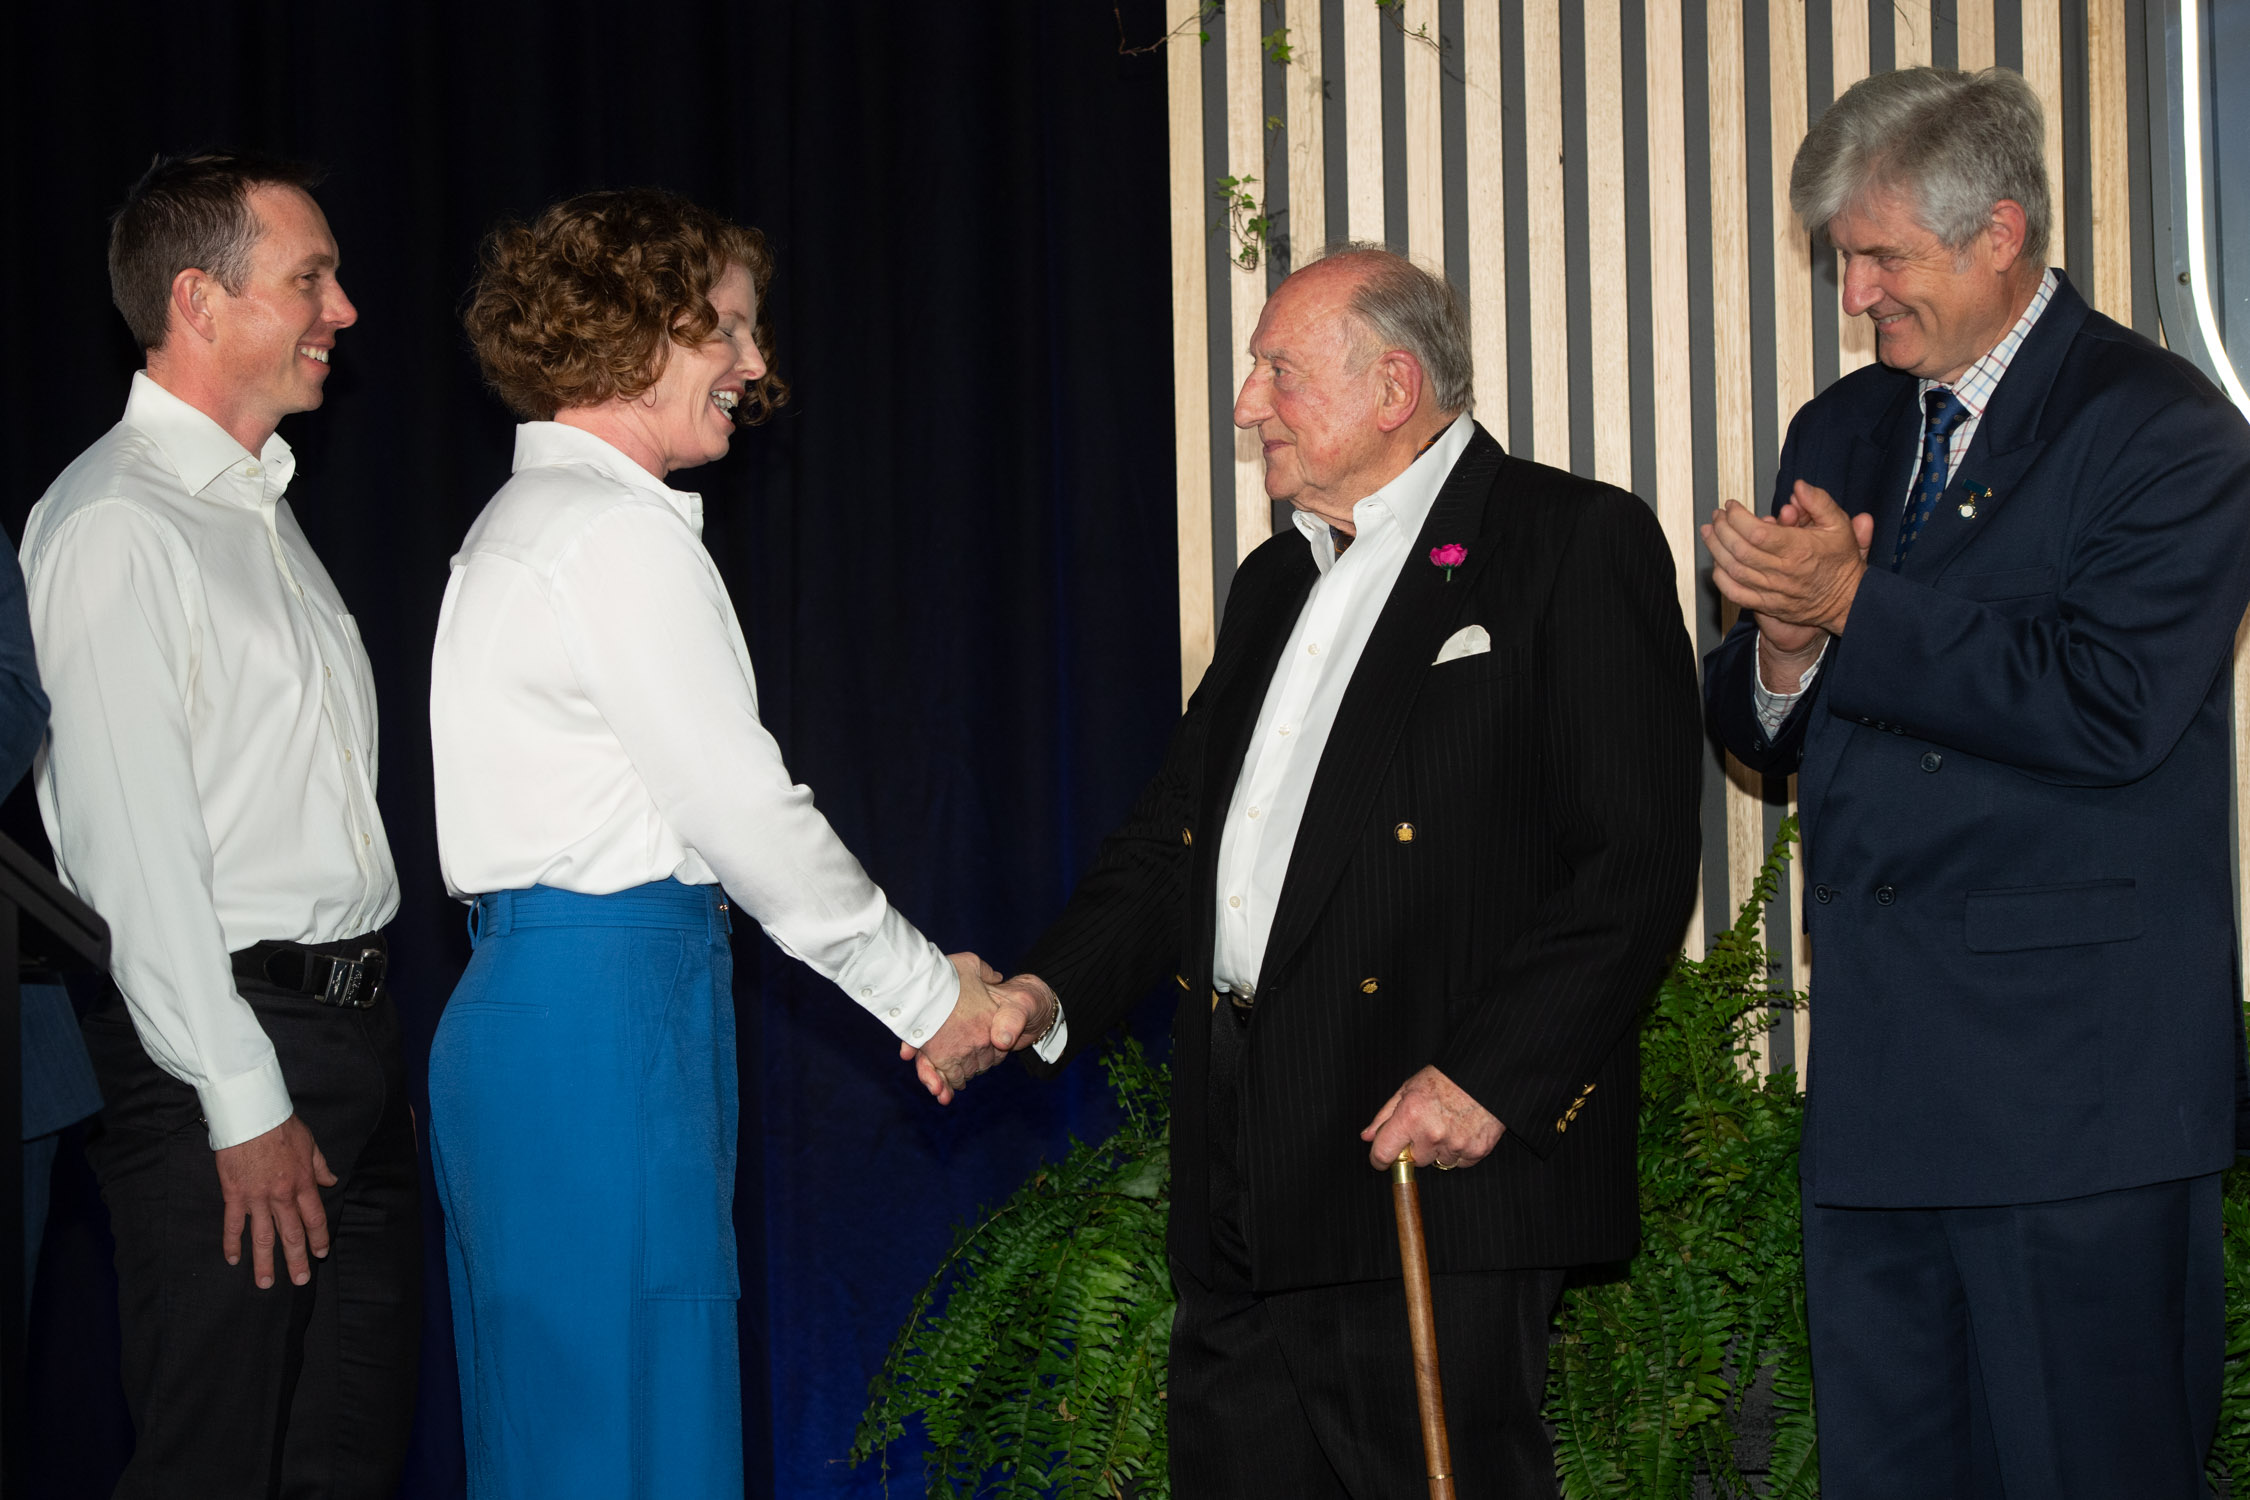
[1304,242,1475,414]
[1790,66,2050,264]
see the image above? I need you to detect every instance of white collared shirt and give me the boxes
[430,423,1035,1057]
[1213,415,1474,997]
[23,372,399,1149]
[1753,269,2060,732]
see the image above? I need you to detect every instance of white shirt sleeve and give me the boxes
[1751,634,1830,737]
[28,503,291,1149]
[547,504,963,1045]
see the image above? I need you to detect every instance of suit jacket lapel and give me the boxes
[1893,275,2085,584]
[1798,384,1919,835]
[1257,426,1507,986]
[1860,383,1923,565]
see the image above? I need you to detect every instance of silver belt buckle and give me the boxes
[321,948,382,1007]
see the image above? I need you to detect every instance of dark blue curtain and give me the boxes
[0,3,1180,1493]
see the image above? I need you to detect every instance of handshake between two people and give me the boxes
[900,955,1508,1173]
[899,954,1059,1105]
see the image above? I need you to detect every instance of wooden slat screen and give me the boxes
[1163,0,2163,1080]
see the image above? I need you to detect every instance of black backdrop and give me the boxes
[1,3,1180,1494]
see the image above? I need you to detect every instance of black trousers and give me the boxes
[80,971,421,1500]
[1168,1254,1565,1500]
[1803,1172,2224,1500]
[1176,1002,1565,1499]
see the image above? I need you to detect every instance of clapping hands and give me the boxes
[901,956,1060,1104]
[1700,480,1876,648]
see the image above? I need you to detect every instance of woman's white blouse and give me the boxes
[431,422,960,1046]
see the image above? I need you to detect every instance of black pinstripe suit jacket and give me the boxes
[1022,424,1702,1291]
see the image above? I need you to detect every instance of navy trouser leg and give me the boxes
[1805,1173,2222,1500]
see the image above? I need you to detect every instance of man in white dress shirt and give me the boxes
[22,152,418,1498]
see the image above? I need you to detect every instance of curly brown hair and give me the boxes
[464,188,788,422]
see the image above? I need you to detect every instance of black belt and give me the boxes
[231,933,388,1009]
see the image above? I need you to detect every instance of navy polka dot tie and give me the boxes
[1892,388,1971,568]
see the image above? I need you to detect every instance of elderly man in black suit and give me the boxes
[1705,67,2250,1498]
[918,245,1701,1497]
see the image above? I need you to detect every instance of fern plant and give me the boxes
[2212,1150,2250,1492]
[1546,819,1814,1498]
[860,823,2250,1497]
[852,1041,1176,1498]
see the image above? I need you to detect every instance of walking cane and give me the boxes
[1392,1149,1457,1500]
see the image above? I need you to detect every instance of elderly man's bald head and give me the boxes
[1290,246,1474,413]
[1231,245,1473,530]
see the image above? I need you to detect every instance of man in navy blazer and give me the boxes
[1705,67,2250,1496]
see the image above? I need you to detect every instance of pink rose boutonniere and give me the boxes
[1429,543,1467,581]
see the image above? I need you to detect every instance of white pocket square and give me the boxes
[1431,624,1491,665]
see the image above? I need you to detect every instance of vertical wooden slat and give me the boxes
[1585,0,1630,486]
[1406,0,1446,271]
[2238,610,2250,1012]
[1770,0,1814,1075]
[2087,0,2130,317]
[1646,0,1702,954]
[1769,0,1812,489]
[1710,0,1764,1038]
[1287,0,1328,268]
[1465,0,1510,431]
[1524,0,1570,465]
[1894,0,1934,67]
[1345,0,1385,241]
[2023,0,2068,273]
[1832,0,1875,377]
[1229,0,1272,562]
[1169,8,1215,702]
[1958,0,1997,72]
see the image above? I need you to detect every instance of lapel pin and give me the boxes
[1958,485,1992,520]
[1428,543,1467,581]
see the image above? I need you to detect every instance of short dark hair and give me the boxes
[463,188,788,423]
[108,151,327,351]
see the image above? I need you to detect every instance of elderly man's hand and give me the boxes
[1359,1065,1504,1171]
[899,957,1056,1104]
[1701,481,1876,643]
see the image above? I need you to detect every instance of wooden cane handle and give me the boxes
[1392,1152,1457,1500]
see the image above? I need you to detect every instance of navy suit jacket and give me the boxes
[1708,273,2250,1208]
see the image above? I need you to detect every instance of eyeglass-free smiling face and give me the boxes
[205,184,357,444]
[638,262,767,476]
[1829,185,2037,386]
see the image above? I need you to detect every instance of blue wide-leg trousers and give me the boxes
[430,881,741,1499]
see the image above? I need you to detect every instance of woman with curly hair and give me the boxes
[426,189,1045,1498]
